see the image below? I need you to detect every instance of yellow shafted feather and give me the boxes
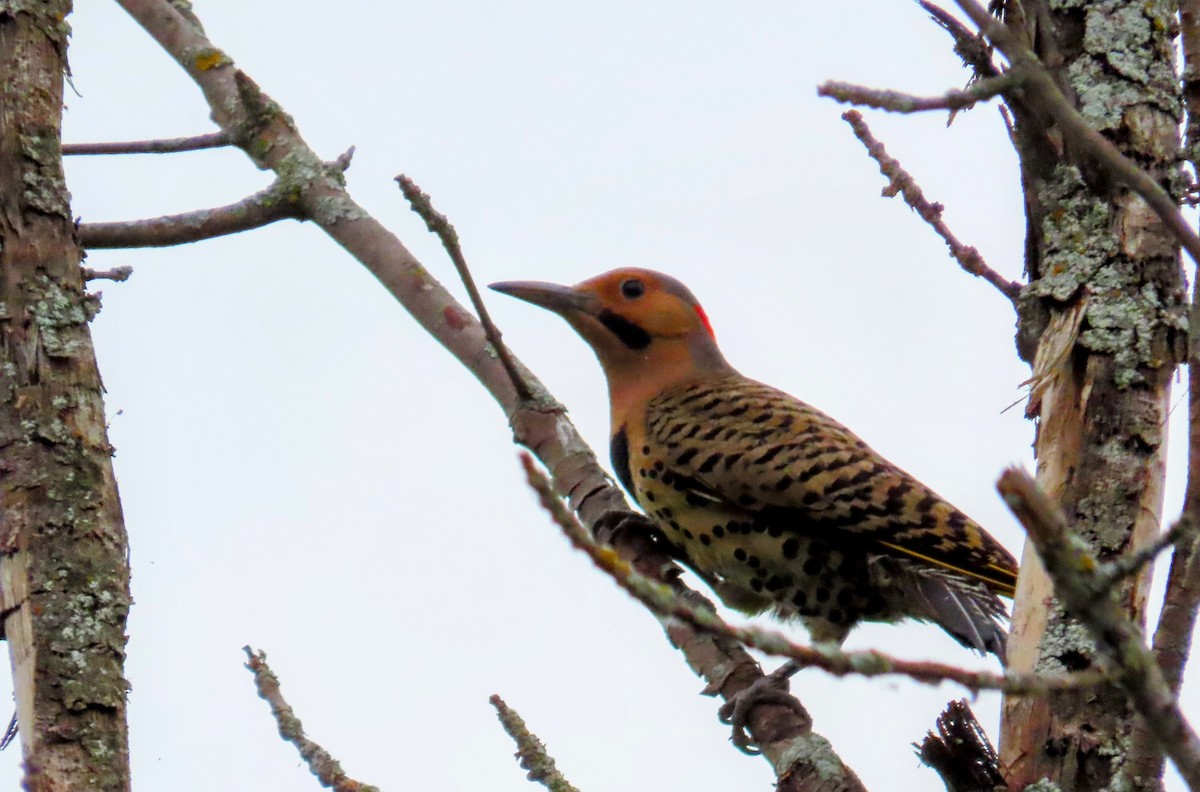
[492,267,1017,658]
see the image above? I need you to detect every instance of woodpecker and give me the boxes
[491,268,1017,659]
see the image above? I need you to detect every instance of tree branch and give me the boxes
[490,695,581,792]
[115,2,852,786]
[63,131,232,155]
[522,453,1107,698]
[917,1,1000,80]
[997,468,1200,789]
[243,647,379,792]
[395,175,532,402]
[78,182,303,248]
[83,266,133,283]
[839,110,1022,302]
[952,0,1200,266]
[818,71,1018,114]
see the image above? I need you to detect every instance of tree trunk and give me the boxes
[999,2,1186,790]
[0,2,132,789]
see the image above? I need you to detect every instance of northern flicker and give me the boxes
[491,268,1017,659]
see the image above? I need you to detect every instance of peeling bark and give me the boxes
[998,2,1186,791]
[0,2,132,789]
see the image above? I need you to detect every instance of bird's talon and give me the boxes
[593,510,657,545]
[716,662,804,755]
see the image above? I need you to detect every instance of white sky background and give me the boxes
[1,1,1192,790]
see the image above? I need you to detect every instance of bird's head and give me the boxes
[490,268,731,396]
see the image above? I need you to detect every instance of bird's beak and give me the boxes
[489,280,600,316]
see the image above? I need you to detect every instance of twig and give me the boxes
[395,175,532,402]
[840,110,1022,303]
[489,695,581,792]
[521,453,1107,697]
[62,130,232,155]
[242,647,380,792]
[79,182,302,248]
[82,266,133,283]
[818,71,1018,114]
[918,1,1000,79]
[952,0,1200,266]
[915,700,1007,792]
[996,469,1200,790]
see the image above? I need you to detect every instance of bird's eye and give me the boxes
[620,278,645,299]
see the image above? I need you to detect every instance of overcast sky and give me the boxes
[3,2,1192,790]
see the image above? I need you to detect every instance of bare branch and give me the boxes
[243,647,380,792]
[115,3,847,786]
[952,0,1200,266]
[818,71,1018,114]
[522,453,1107,697]
[997,468,1200,789]
[82,266,133,283]
[62,131,232,155]
[915,700,1007,792]
[840,110,1022,302]
[395,175,532,402]
[917,1,1000,79]
[490,695,581,792]
[78,182,302,248]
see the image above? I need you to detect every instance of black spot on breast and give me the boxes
[610,427,633,494]
[782,538,800,560]
[599,310,652,350]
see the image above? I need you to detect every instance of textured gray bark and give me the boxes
[998,2,1187,791]
[0,1,132,789]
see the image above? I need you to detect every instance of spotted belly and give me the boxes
[631,461,895,642]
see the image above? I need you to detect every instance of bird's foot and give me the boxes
[593,509,658,546]
[717,660,803,755]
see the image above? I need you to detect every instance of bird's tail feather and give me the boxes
[891,559,1009,662]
